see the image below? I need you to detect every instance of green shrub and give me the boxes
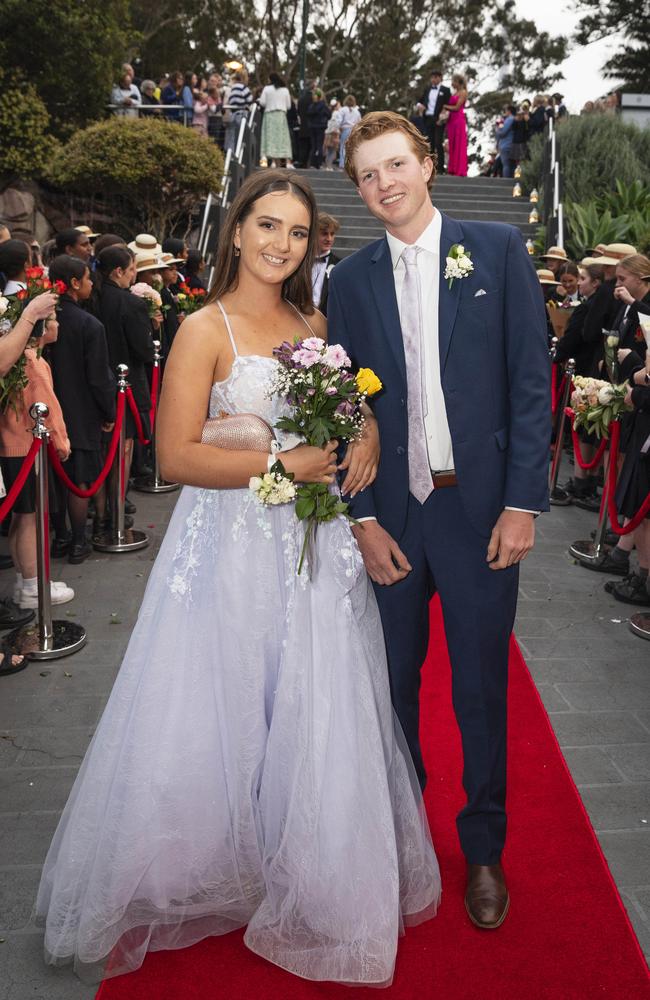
[0,76,58,179]
[47,117,225,237]
[564,201,633,259]
[521,114,650,206]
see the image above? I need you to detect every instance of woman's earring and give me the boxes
[233,245,241,257]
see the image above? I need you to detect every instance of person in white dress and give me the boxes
[259,73,295,167]
[35,169,441,987]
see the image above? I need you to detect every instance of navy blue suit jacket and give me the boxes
[328,213,550,540]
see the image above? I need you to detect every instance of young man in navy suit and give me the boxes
[328,112,549,930]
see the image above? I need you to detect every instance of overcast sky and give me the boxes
[514,0,622,111]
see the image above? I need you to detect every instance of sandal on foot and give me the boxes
[0,643,28,676]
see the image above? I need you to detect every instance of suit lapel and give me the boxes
[438,212,464,372]
[369,238,407,384]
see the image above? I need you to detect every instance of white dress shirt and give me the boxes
[426,86,440,116]
[312,253,330,308]
[386,212,454,472]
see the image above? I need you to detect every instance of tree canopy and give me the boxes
[0,0,131,136]
[575,1,650,93]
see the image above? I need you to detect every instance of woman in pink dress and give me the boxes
[443,73,468,176]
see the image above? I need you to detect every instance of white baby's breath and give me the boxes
[249,470,296,506]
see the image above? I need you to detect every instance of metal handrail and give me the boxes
[196,104,259,263]
[546,117,564,248]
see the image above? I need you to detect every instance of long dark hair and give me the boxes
[206,169,318,314]
[48,255,88,287]
[0,239,30,291]
[95,244,132,291]
[269,72,286,89]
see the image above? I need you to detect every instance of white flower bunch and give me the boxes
[249,470,297,506]
[444,243,474,287]
[570,375,631,438]
[0,296,9,317]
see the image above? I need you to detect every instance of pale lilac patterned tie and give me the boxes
[401,246,433,504]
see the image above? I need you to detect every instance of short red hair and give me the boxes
[344,111,436,189]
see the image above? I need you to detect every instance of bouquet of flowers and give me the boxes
[0,266,66,413]
[176,282,207,315]
[570,375,632,438]
[130,282,165,319]
[249,335,382,575]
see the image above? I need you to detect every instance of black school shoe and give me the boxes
[605,573,650,606]
[0,598,35,629]
[68,541,93,565]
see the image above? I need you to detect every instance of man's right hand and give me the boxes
[352,519,412,586]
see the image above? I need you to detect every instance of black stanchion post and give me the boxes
[5,403,86,660]
[549,357,575,506]
[135,341,178,494]
[94,365,149,554]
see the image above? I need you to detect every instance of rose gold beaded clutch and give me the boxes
[201,411,275,452]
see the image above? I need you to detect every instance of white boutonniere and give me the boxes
[325,263,335,279]
[444,244,474,289]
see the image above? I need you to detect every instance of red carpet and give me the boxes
[97,599,650,1000]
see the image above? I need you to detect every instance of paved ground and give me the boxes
[0,478,648,999]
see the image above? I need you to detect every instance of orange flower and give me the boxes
[25,266,44,280]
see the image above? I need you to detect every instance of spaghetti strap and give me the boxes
[216,300,238,357]
[286,300,319,338]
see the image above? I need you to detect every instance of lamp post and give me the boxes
[299,0,309,91]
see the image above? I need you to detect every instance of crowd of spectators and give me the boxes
[0,221,211,674]
[540,240,650,612]
[109,61,366,170]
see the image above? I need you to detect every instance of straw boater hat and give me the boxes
[134,251,163,273]
[592,243,608,256]
[595,243,638,266]
[536,269,558,285]
[159,252,185,267]
[75,225,99,240]
[540,246,568,262]
[580,257,599,267]
[128,233,163,256]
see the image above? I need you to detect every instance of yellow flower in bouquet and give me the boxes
[356,368,383,396]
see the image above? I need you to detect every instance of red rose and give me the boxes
[16,289,28,300]
[179,282,190,293]
[42,278,52,289]
[54,280,67,294]
[193,288,206,296]
[26,266,44,280]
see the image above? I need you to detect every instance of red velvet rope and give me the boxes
[0,438,43,521]
[125,387,151,445]
[606,420,650,535]
[47,393,125,498]
[564,407,609,471]
[149,364,160,428]
[551,369,565,417]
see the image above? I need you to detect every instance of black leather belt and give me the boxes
[432,470,457,488]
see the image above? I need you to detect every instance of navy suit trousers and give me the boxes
[372,487,518,866]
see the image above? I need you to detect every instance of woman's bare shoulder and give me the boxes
[306,308,327,340]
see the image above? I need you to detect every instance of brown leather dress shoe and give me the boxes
[465,863,510,929]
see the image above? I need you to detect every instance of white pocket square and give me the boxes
[474,288,487,297]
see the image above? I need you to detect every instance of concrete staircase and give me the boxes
[296,169,536,258]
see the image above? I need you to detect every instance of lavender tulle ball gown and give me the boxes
[35,309,441,987]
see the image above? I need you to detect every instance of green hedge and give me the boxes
[523,114,650,258]
[47,117,225,237]
[0,76,58,179]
